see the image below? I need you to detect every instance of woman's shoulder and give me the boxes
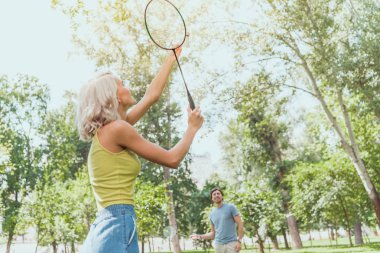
[105,119,131,131]
[96,120,136,151]
[101,120,135,138]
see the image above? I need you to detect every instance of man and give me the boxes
[190,188,244,253]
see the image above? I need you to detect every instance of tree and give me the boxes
[221,72,302,248]
[230,181,283,253]
[134,180,166,253]
[0,75,49,253]
[20,170,96,253]
[288,154,372,247]
[170,164,198,238]
[39,91,90,183]
[219,0,380,225]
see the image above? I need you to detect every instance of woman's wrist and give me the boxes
[165,55,177,65]
[187,125,199,134]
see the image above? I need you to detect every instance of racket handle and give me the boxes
[172,49,195,110]
[187,91,195,110]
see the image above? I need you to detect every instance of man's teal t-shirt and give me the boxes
[210,203,239,244]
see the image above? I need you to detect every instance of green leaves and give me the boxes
[0,75,49,244]
[134,180,167,238]
[40,92,90,183]
[229,181,283,240]
[19,170,96,247]
[288,153,371,230]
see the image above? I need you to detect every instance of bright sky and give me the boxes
[0,0,223,165]
[0,0,94,106]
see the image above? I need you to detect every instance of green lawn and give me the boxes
[161,237,380,253]
[162,243,380,253]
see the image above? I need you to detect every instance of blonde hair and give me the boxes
[77,72,120,141]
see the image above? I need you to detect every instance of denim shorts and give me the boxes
[82,204,139,253]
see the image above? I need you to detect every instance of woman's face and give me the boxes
[116,79,136,107]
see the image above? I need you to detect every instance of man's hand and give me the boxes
[235,241,241,252]
[190,234,201,240]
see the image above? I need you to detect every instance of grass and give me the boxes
[160,237,380,253]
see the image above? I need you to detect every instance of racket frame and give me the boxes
[144,0,195,110]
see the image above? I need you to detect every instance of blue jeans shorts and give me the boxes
[82,204,139,253]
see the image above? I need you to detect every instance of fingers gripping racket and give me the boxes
[144,0,195,110]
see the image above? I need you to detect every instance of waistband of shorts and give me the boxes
[215,240,238,245]
[96,204,135,217]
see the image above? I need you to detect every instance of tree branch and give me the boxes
[337,89,360,162]
[283,84,316,97]
[276,33,351,149]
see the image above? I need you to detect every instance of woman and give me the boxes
[77,47,204,253]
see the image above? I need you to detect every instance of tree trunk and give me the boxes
[141,236,145,253]
[328,228,332,246]
[164,168,181,253]
[281,227,289,249]
[375,225,380,237]
[339,90,380,226]
[269,235,279,250]
[347,228,353,247]
[52,241,58,253]
[339,196,353,247]
[354,220,364,245]
[256,231,265,253]
[278,177,301,250]
[71,241,76,253]
[6,228,13,253]
[163,84,181,253]
[273,144,302,249]
[287,214,303,249]
[34,238,39,253]
[308,230,313,246]
[329,227,334,241]
[258,239,265,253]
[347,155,380,226]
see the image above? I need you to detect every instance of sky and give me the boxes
[0,0,224,165]
[0,0,94,105]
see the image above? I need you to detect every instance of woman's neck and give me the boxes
[118,107,128,121]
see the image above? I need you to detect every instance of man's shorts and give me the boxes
[214,241,238,253]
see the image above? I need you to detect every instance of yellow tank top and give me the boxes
[88,133,141,210]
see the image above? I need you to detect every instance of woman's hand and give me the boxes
[187,106,204,132]
[167,46,182,62]
[168,35,188,62]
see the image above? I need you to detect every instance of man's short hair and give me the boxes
[210,187,224,199]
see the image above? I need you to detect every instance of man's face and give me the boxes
[211,190,223,204]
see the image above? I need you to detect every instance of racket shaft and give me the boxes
[173,49,195,110]
[187,90,195,110]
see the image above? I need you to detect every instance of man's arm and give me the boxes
[234,215,244,251]
[190,224,215,240]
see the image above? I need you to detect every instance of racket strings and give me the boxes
[145,0,186,49]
